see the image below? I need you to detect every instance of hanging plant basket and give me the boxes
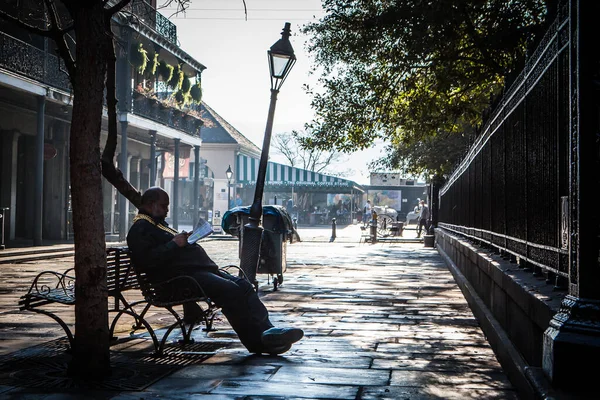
[145,51,159,78]
[181,74,191,94]
[174,90,185,104]
[190,83,202,103]
[130,43,148,74]
[168,64,184,91]
[157,60,174,83]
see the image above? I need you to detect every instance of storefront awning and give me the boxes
[236,154,364,193]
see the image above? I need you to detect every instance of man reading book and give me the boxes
[127,187,304,355]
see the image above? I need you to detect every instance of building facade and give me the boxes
[0,0,207,244]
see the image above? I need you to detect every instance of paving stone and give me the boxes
[0,225,523,399]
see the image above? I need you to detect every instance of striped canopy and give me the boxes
[236,154,364,193]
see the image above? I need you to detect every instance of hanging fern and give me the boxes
[157,60,174,83]
[146,51,159,77]
[190,83,202,103]
[130,43,148,74]
[168,64,184,90]
[181,73,191,94]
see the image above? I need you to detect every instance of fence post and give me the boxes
[369,210,377,243]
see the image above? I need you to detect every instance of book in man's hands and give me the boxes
[187,217,214,244]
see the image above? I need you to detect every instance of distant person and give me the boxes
[234,193,243,207]
[363,200,372,226]
[416,199,431,238]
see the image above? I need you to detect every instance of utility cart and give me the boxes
[222,205,297,291]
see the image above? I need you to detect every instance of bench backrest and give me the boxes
[110,246,173,304]
[106,247,140,294]
[124,247,209,307]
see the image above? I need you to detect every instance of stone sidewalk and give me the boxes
[0,224,520,399]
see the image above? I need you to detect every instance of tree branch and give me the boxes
[0,9,50,37]
[42,0,76,78]
[100,21,141,209]
[105,0,133,17]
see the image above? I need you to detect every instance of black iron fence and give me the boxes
[437,2,571,288]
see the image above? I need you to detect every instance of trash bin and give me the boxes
[222,205,296,290]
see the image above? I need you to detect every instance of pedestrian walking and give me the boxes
[416,199,430,238]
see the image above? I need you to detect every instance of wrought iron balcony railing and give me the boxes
[0,30,201,138]
[131,93,202,137]
[129,0,177,45]
[0,31,71,92]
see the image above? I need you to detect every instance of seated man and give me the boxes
[127,187,303,355]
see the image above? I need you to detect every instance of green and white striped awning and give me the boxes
[236,154,364,193]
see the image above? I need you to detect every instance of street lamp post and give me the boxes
[240,22,296,287]
[226,165,233,209]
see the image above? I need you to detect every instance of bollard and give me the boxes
[0,207,8,250]
[329,217,336,242]
[369,210,377,243]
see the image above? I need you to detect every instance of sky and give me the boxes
[162,0,387,185]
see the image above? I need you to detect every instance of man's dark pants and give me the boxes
[416,219,430,237]
[183,268,273,351]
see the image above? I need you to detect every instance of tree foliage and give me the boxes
[301,0,555,176]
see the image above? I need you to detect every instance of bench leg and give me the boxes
[28,309,75,350]
[109,308,160,353]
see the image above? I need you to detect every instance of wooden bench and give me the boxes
[19,246,226,356]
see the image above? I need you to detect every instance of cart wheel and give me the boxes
[277,274,284,284]
[272,276,278,291]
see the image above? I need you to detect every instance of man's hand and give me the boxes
[172,232,190,247]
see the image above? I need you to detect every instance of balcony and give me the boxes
[128,0,178,45]
[131,92,202,137]
[0,31,71,92]
[0,30,202,138]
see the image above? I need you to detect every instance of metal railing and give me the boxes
[131,94,202,137]
[437,2,571,288]
[128,0,178,45]
[0,32,71,92]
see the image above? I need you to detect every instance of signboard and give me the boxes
[370,172,404,186]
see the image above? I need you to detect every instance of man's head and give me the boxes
[367,200,371,204]
[420,200,425,205]
[140,187,170,220]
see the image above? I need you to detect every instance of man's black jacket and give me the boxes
[126,213,218,281]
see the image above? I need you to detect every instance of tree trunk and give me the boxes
[68,2,110,377]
